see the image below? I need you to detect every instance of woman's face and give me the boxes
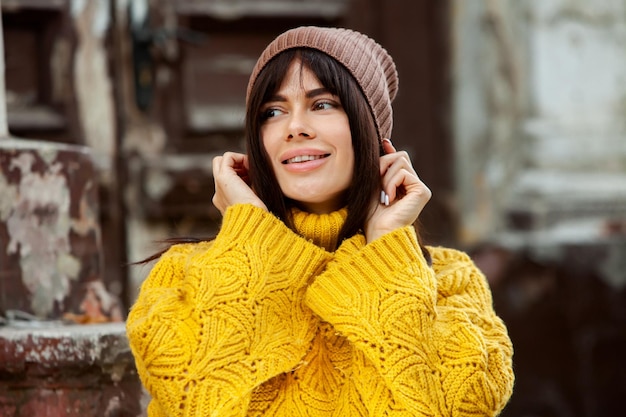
[261,59,354,214]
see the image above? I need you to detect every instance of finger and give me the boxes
[382,167,425,202]
[382,168,410,202]
[212,155,223,177]
[222,152,246,170]
[216,152,249,181]
[380,150,414,178]
[382,138,396,155]
[236,154,250,181]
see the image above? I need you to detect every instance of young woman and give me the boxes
[127,26,514,416]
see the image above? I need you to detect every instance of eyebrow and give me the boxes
[266,87,332,103]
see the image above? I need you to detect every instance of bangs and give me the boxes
[257,49,345,109]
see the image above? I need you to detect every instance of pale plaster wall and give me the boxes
[452,0,626,248]
[451,0,529,243]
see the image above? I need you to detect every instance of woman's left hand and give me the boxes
[365,139,431,243]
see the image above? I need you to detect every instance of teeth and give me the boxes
[286,155,326,164]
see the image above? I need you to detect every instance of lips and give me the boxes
[283,154,330,164]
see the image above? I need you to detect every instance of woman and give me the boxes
[127,26,514,416]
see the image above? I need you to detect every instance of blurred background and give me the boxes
[0,0,625,415]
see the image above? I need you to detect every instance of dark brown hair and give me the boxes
[139,48,430,262]
[246,48,381,244]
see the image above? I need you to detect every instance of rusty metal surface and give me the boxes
[0,139,103,320]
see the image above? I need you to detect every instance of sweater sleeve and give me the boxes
[305,226,514,416]
[126,204,331,417]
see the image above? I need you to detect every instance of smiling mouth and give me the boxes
[282,154,330,164]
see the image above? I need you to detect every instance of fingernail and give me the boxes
[382,138,393,145]
[380,190,386,204]
[384,193,390,206]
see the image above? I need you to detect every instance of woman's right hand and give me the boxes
[212,152,267,214]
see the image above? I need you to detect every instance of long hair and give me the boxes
[246,48,381,244]
[139,48,430,263]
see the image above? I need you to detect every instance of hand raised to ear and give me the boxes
[212,152,267,215]
[365,139,431,243]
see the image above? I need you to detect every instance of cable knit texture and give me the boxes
[127,204,514,416]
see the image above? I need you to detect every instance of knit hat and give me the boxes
[246,26,398,141]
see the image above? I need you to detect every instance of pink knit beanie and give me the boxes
[246,26,398,141]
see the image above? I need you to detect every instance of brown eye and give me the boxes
[261,108,283,121]
[314,101,334,110]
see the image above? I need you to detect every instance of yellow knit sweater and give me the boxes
[127,204,514,416]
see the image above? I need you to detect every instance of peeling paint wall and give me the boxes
[0,141,102,319]
[5,151,79,317]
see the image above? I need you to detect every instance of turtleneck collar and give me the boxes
[291,207,348,251]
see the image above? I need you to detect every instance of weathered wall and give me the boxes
[451,0,528,243]
[0,323,145,416]
[0,140,102,319]
[452,0,626,300]
[72,0,117,185]
[1,1,138,414]
[451,0,626,248]
[452,1,626,415]
[1,0,125,321]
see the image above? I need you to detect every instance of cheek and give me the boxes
[339,129,354,162]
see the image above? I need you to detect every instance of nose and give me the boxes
[286,110,314,140]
